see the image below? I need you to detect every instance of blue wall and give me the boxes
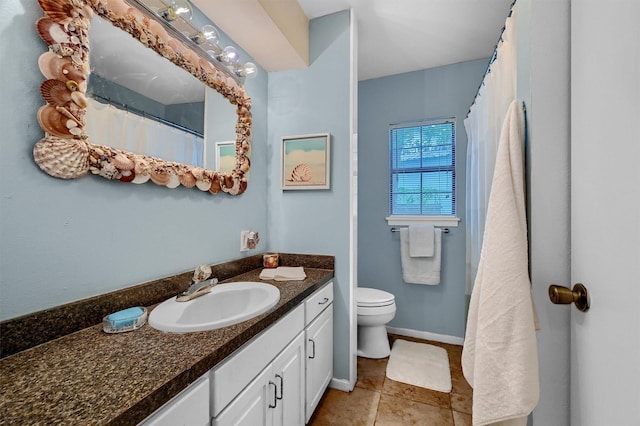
[358,59,487,339]
[0,0,268,320]
[268,11,352,381]
[2,0,354,384]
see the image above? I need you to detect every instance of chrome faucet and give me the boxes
[176,278,218,302]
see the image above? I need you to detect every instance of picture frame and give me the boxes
[281,133,331,190]
[215,141,236,174]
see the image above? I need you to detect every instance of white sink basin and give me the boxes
[149,281,280,333]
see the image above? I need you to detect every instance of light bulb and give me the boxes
[190,31,205,44]
[222,46,240,65]
[201,25,219,46]
[240,62,258,78]
[171,0,193,21]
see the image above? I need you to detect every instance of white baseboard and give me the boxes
[329,377,353,392]
[386,326,464,346]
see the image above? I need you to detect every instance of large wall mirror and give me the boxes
[34,0,252,195]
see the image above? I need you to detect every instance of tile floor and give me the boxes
[308,334,473,425]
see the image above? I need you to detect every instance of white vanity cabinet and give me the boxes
[212,281,334,426]
[139,375,210,426]
[212,333,305,426]
[143,281,334,426]
[304,283,334,423]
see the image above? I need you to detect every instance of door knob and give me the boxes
[548,283,590,312]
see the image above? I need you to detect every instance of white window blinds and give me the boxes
[389,118,456,216]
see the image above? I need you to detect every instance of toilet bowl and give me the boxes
[357,287,396,359]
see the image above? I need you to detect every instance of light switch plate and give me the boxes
[240,230,250,251]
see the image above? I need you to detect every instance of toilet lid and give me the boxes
[357,287,395,307]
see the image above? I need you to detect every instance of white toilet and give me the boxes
[357,287,397,359]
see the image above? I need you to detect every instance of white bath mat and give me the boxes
[386,339,452,393]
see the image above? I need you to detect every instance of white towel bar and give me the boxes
[391,227,449,234]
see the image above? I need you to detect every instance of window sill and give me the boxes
[385,215,460,227]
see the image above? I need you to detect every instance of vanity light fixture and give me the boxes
[221,46,240,65]
[198,24,220,47]
[131,0,257,82]
[158,0,192,22]
[239,62,258,78]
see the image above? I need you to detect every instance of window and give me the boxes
[389,118,456,218]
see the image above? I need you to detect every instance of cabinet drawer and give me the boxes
[305,281,333,326]
[210,304,304,417]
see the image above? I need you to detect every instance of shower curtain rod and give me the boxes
[90,93,204,139]
[466,0,518,117]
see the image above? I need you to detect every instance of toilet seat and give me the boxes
[357,287,395,307]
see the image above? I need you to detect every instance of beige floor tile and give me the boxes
[382,377,451,409]
[449,358,473,415]
[356,356,388,391]
[450,391,472,415]
[442,343,463,373]
[308,387,380,426]
[376,393,454,425]
[452,411,472,426]
[450,370,472,396]
[310,339,471,424]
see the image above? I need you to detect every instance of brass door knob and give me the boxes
[548,283,590,312]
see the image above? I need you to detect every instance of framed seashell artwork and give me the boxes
[214,141,236,175]
[33,0,252,196]
[281,133,331,190]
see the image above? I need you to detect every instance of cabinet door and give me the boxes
[272,333,305,426]
[305,305,333,423]
[212,366,274,426]
[139,376,209,426]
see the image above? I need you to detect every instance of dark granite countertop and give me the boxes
[0,265,334,425]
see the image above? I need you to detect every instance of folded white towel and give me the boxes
[259,266,306,281]
[409,224,435,257]
[400,228,442,285]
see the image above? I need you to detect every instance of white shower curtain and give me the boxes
[85,98,204,167]
[464,7,519,295]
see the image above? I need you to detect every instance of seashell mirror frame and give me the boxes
[33,0,252,195]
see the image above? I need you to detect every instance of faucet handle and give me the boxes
[193,278,218,291]
[176,278,218,302]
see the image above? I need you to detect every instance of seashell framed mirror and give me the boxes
[33,0,252,195]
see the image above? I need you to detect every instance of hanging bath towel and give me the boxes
[400,227,442,285]
[462,100,539,426]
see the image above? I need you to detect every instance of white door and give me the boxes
[570,1,640,425]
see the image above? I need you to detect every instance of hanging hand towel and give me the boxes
[462,100,539,426]
[400,227,442,285]
[409,224,435,257]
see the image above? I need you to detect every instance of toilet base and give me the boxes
[357,324,391,359]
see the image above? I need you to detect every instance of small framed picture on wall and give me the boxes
[215,141,236,174]
[281,133,331,190]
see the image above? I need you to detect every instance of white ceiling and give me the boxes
[297,0,514,81]
[89,0,515,104]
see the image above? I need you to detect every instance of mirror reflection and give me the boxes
[87,15,237,169]
[34,0,253,195]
